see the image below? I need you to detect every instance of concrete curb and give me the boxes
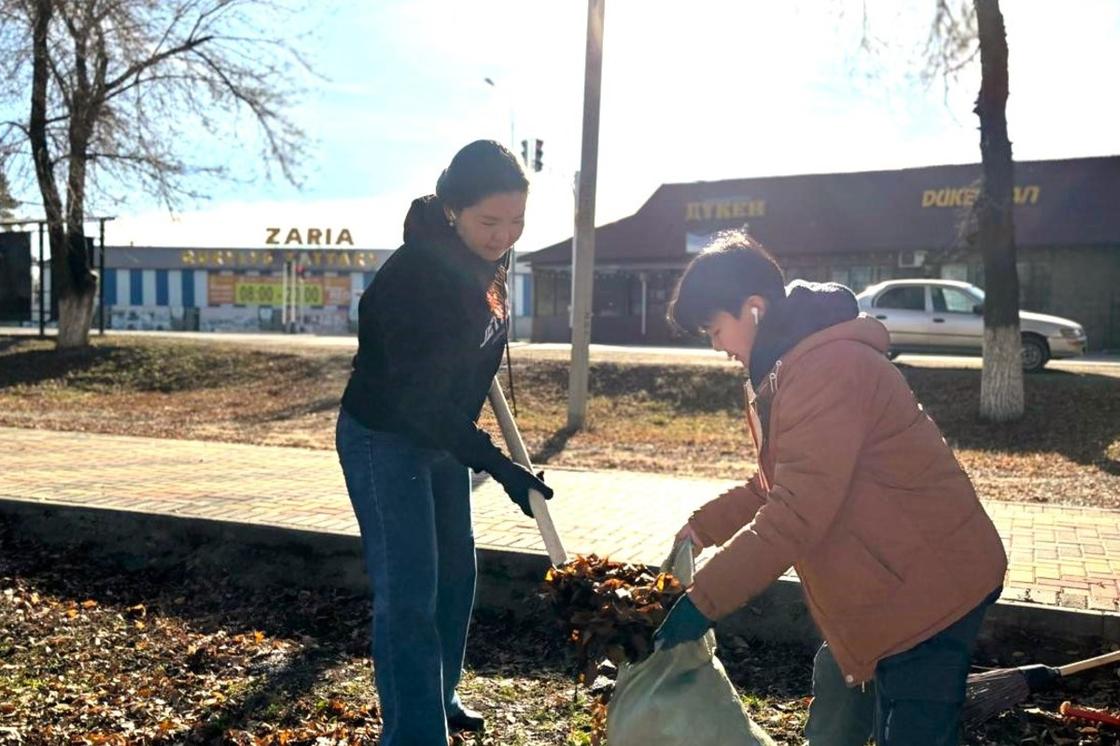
[2,498,1117,651]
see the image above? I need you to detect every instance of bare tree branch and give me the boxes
[0,0,314,347]
[101,32,215,95]
[920,0,979,91]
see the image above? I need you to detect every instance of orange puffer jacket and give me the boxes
[687,316,1007,685]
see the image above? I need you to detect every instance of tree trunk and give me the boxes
[57,285,97,347]
[973,0,1023,422]
[60,114,97,349]
[29,0,97,349]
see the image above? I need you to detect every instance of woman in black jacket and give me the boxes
[336,140,553,745]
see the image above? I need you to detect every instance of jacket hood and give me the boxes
[402,194,502,288]
[403,194,456,246]
[749,281,868,386]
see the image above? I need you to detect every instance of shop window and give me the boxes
[848,266,872,293]
[940,263,969,282]
[828,266,873,293]
[535,272,554,316]
[558,271,571,313]
[594,273,630,317]
[534,271,572,317]
[650,274,673,303]
[784,266,813,283]
[1017,261,1051,311]
[629,276,643,317]
[642,272,676,324]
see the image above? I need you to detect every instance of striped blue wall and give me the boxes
[181,270,195,307]
[129,270,143,305]
[103,269,117,306]
[155,270,169,306]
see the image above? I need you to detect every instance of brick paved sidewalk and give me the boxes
[1,427,1118,613]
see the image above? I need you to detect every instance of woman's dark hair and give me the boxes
[436,140,529,211]
[667,229,786,335]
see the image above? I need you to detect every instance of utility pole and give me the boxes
[97,217,114,335]
[37,222,45,338]
[567,0,605,429]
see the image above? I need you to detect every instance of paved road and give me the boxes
[2,426,1118,613]
[4,326,1118,374]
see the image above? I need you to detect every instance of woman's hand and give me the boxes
[492,461,553,517]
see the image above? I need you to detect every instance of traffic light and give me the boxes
[533,139,544,172]
[520,139,529,167]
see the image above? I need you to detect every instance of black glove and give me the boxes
[490,460,553,517]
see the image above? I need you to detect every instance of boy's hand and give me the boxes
[674,522,704,556]
[653,594,713,650]
[658,521,703,569]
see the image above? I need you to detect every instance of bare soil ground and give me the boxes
[2,526,1117,745]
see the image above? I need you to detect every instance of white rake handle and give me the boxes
[1059,649,1120,677]
[487,378,568,567]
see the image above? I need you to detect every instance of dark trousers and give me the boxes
[805,588,1000,746]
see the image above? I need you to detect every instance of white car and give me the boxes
[856,279,1087,372]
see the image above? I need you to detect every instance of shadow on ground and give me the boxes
[898,364,1120,475]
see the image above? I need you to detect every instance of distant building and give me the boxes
[525,155,1120,350]
[0,238,535,338]
[96,246,392,334]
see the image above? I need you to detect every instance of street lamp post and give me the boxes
[485,76,521,341]
[483,77,516,154]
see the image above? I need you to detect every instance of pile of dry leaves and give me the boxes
[540,554,683,688]
[540,554,689,745]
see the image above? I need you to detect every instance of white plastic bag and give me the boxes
[606,540,775,746]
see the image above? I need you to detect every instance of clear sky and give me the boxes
[12,0,1120,253]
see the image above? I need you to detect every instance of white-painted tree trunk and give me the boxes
[56,283,97,349]
[980,325,1024,421]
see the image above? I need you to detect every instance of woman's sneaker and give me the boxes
[447,705,485,732]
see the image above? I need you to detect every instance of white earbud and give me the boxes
[751,307,760,325]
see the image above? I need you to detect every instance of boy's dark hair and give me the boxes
[436,139,529,211]
[667,230,786,335]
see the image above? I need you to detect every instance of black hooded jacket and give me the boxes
[340,195,510,473]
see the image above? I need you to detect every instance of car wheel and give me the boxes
[1021,335,1049,373]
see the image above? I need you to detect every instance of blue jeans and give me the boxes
[805,587,1001,746]
[335,409,477,746]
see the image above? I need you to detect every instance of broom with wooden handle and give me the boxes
[963,648,1120,725]
[487,378,569,567]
